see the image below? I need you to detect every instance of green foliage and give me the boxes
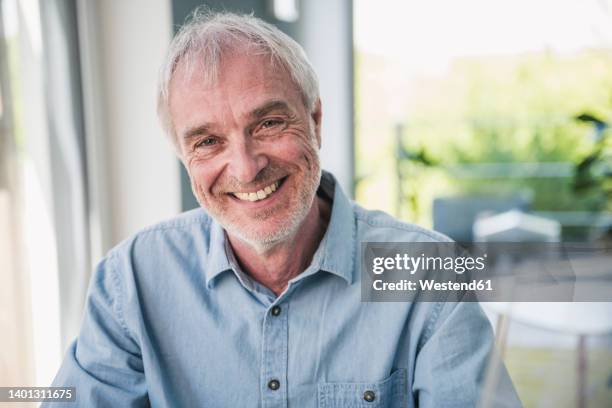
[355,49,612,224]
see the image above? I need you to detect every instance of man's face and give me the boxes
[169,50,322,248]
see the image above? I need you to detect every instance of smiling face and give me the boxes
[169,50,322,249]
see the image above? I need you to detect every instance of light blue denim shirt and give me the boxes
[47,171,521,407]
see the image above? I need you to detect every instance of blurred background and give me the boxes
[0,0,611,407]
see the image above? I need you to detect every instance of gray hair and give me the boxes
[157,8,320,148]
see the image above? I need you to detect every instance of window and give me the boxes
[354,1,612,405]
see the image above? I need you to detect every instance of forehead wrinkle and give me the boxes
[171,51,303,139]
[206,79,289,127]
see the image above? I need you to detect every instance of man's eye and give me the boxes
[196,137,218,147]
[261,119,283,129]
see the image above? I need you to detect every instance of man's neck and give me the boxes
[227,196,331,296]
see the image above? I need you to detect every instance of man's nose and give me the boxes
[227,139,269,184]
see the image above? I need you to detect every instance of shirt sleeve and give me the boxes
[412,301,523,407]
[42,254,149,407]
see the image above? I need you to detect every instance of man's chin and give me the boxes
[225,229,291,253]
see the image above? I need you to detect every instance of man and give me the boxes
[47,10,521,407]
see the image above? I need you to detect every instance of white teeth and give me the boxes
[233,180,281,202]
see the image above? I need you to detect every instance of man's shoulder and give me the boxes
[108,207,214,257]
[351,202,452,243]
[137,207,212,234]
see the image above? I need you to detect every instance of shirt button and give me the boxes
[363,390,376,402]
[271,305,281,316]
[268,379,280,391]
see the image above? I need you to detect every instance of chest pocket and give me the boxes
[317,369,408,408]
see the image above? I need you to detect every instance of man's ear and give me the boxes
[311,98,322,148]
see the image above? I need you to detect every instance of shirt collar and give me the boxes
[204,219,233,288]
[204,170,356,288]
[310,171,355,284]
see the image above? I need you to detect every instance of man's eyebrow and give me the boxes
[250,100,292,119]
[182,124,213,141]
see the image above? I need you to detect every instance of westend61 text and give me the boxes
[373,279,493,292]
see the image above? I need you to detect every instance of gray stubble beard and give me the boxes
[193,153,322,254]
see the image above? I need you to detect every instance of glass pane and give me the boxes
[354,0,612,240]
[355,1,612,407]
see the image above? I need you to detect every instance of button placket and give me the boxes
[260,302,289,407]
